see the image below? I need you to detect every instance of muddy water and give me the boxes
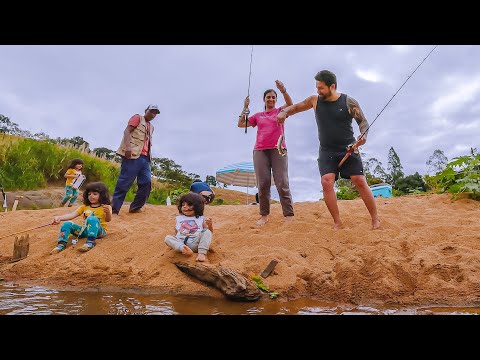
[1,283,479,315]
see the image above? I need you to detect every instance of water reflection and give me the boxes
[0,283,479,315]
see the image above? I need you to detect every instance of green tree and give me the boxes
[373,164,388,181]
[0,114,21,135]
[69,136,90,150]
[364,156,387,184]
[396,172,426,194]
[0,114,35,138]
[205,175,217,187]
[93,147,116,160]
[151,157,198,187]
[434,151,480,200]
[387,147,404,187]
[335,178,359,200]
[426,149,448,175]
[32,132,50,141]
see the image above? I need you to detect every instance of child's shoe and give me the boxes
[78,241,95,252]
[50,243,66,254]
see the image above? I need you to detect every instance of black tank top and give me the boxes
[314,93,355,152]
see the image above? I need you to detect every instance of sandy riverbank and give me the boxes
[1,193,479,307]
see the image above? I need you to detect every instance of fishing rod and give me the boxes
[0,222,54,240]
[338,45,438,168]
[243,45,254,134]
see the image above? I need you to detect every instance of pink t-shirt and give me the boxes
[248,107,287,151]
[128,114,151,156]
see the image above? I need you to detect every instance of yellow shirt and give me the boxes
[65,168,82,186]
[75,205,112,230]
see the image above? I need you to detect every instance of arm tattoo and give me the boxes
[347,95,369,137]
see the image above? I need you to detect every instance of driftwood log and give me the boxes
[13,234,29,262]
[175,261,261,301]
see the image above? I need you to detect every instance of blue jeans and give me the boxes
[111,155,151,213]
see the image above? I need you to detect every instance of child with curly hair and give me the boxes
[60,158,84,207]
[51,182,112,253]
[164,192,212,262]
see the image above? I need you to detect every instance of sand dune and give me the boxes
[1,193,479,307]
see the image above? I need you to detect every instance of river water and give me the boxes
[1,283,479,315]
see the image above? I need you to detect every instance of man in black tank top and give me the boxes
[276,70,380,230]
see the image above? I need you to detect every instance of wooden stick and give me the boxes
[12,196,23,212]
[0,222,53,240]
[13,234,29,261]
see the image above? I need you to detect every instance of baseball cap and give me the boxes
[146,104,160,114]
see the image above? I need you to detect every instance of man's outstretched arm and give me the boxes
[276,95,316,124]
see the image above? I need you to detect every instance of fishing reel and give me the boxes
[243,108,250,133]
[277,134,287,156]
[346,142,360,154]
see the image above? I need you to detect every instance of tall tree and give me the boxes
[364,156,388,183]
[93,147,116,160]
[151,157,198,187]
[387,147,404,187]
[426,149,448,174]
[205,175,217,187]
[373,164,388,181]
[396,172,426,194]
[0,114,21,135]
[69,136,90,150]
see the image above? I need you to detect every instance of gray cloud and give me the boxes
[0,45,478,202]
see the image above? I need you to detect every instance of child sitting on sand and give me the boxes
[51,182,112,254]
[164,192,213,262]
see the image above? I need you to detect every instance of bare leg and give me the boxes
[351,175,381,230]
[321,174,344,229]
[257,215,269,225]
[182,245,194,256]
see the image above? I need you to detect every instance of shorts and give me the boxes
[317,149,364,181]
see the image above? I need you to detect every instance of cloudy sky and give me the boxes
[0,45,478,202]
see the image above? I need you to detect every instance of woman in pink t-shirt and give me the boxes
[237,80,294,225]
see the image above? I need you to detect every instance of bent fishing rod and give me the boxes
[338,45,438,168]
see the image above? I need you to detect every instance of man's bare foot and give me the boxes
[333,221,344,230]
[284,216,294,223]
[196,253,207,262]
[256,216,268,225]
[372,218,381,230]
[181,245,194,256]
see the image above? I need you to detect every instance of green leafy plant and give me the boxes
[212,198,224,205]
[169,188,189,205]
[335,179,359,200]
[336,186,358,200]
[434,152,480,200]
[250,275,279,299]
[395,172,426,195]
[423,174,441,193]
